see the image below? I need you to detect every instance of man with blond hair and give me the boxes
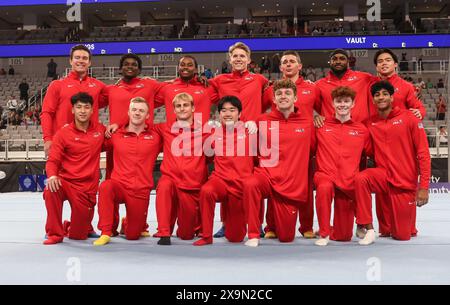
[209,42,269,238]
[153,93,209,245]
[94,97,162,246]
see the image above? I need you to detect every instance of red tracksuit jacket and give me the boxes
[255,108,314,203]
[207,126,256,198]
[104,77,165,127]
[154,78,216,126]
[107,126,162,198]
[154,121,208,191]
[315,117,372,191]
[367,107,431,190]
[46,122,105,194]
[210,70,269,121]
[315,70,373,123]
[263,76,320,122]
[41,71,106,142]
[370,74,426,119]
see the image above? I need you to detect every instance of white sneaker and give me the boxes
[356,226,367,239]
[359,229,376,245]
[315,237,330,246]
[245,238,260,247]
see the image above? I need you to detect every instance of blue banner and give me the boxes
[0,0,158,6]
[18,175,37,192]
[0,34,449,58]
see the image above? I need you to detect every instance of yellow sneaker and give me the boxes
[140,231,151,238]
[264,231,277,239]
[93,235,111,246]
[302,230,317,239]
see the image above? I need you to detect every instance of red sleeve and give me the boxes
[312,85,322,114]
[40,80,60,142]
[406,85,427,119]
[45,129,65,177]
[364,132,374,158]
[98,85,110,109]
[411,118,431,190]
[154,81,167,108]
[262,86,273,112]
[315,85,324,115]
[208,77,220,104]
[310,123,316,156]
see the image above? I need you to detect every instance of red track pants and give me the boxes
[243,173,299,242]
[199,177,246,243]
[155,175,201,240]
[44,179,96,240]
[354,168,418,241]
[97,180,149,240]
[314,172,355,241]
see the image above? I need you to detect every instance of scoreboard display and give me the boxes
[0,34,449,58]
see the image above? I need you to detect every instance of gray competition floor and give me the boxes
[0,192,449,285]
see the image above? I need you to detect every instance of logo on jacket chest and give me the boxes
[144,135,154,140]
[348,130,361,136]
[88,83,97,88]
[392,119,403,126]
[347,76,357,82]
[301,90,311,95]
[294,128,305,133]
[93,132,101,138]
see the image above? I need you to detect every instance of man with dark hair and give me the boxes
[373,48,425,120]
[194,96,256,246]
[243,79,314,247]
[314,86,372,246]
[94,97,162,246]
[41,44,106,157]
[19,79,29,104]
[154,55,217,126]
[355,81,431,245]
[47,58,58,79]
[102,53,165,236]
[315,49,374,125]
[371,48,426,237]
[262,50,320,239]
[43,92,105,245]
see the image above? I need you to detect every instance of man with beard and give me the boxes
[154,55,217,126]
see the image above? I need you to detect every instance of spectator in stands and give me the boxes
[23,113,34,127]
[439,126,448,146]
[33,105,41,124]
[426,78,434,89]
[8,65,14,75]
[436,94,447,120]
[416,78,426,90]
[305,65,316,82]
[204,68,213,79]
[437,79,445,88]
[248,61,257,73]
[0,68,6,75]
[418,56,424,71]
[11,113,22,126]
[271,53,281,79]
[47,58,58,79]
[348,51,356,70]
[19,78,30,104]
[6,95,18,111]
[400,52,409,71]
[221,61,229,74]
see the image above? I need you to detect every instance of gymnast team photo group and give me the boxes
[41,41,430,248]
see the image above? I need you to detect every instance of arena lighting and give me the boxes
[0,0,157,6]
[0,34,449,57]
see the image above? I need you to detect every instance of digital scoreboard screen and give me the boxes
[0,34,449,58]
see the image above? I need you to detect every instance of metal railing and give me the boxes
[425,127,449,158]
[401,60,449,75]
[65,65,205,81]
